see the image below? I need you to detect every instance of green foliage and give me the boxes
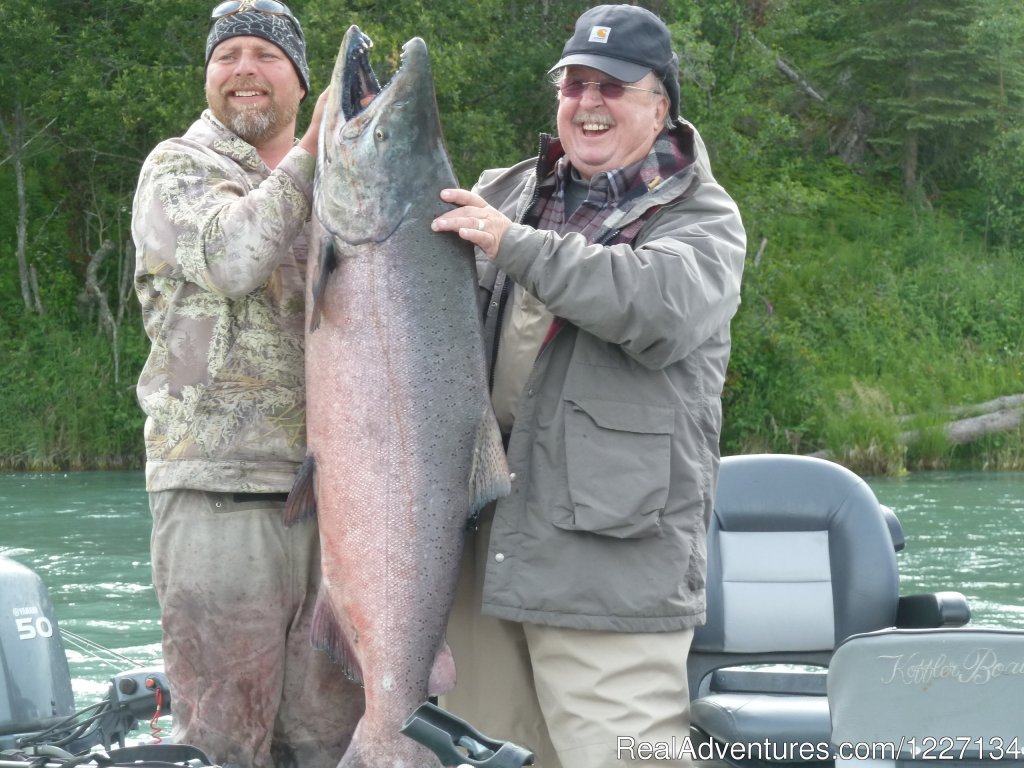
[821,382,908,478]
[722,160,1024,473]
[722,309,824,454]
[0,315,145,470]
[3,0,1024,474]
[778,0,1023,197]
[956,428,1024,472]
[971,121,1024,249]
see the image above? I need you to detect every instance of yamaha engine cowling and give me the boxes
[0,555,76,750]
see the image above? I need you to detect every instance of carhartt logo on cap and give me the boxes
[588,25,611,43]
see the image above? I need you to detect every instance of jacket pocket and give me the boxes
[558,397,674,539]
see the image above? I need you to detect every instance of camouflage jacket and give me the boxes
[131,110,312,493]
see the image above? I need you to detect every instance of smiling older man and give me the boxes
[433,5,747,768]
[130,3,362,767]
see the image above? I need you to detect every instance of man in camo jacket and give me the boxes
[130,3,362,766]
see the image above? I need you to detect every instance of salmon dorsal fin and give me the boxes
[469,406,511,516]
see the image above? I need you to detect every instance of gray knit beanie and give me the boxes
[205,3,310,96]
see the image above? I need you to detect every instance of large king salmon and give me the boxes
[285,25,510,768]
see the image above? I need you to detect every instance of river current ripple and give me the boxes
[2,468,1023,709]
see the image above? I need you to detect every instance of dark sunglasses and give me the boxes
[558,79,661,100]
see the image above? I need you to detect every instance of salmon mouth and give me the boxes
[340,27,381,120]
[339,27,431,122]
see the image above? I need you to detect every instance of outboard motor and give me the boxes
[0,555,77,750]
[0,556,188,765]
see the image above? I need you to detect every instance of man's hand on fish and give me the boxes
[432,188,511,260]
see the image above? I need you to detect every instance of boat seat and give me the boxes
[828,628,1024,766]
[688,454,971,762]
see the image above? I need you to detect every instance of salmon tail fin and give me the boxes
[469,405,511,516]
[311,590,365,686]
[427,639,457,695]
[310,235,339,332]
[283,453,317,526]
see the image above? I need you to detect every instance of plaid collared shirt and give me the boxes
[535,130,689,246]
[521,129,692,349]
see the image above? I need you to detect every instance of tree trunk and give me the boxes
[0,103,42,313]
[903,129,919,197]
[83,239,120,383]
[832,106,875,165]
[0,103,53,313]
[751,35,827,103]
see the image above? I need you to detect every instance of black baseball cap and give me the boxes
[549,4,680,118]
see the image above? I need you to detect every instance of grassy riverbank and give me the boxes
[0,318,147,472]
[3,181,1023,477]
[722,170,1024,475]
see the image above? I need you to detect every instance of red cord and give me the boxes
[148,685,164,744]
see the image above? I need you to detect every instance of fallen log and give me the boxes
[901,407,1024,447]
[751,35,826,103]
[897,393,1024,423]
[810,395,1024,462]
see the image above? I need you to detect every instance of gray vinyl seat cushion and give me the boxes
[692,693,831,752]
[697,454,900,656]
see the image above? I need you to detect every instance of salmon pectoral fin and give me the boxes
[469,405,511,516]
[309,235,339,332]
[427,639,457,695]
[311,590,365,686]
[283,453,317,525]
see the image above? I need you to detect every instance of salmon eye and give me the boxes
[374,128,386,141]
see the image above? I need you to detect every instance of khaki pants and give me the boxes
[149,490,363,768]
[442,511,694,768]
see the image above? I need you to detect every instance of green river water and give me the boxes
[2,468,1023,712]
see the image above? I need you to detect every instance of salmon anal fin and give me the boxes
[283,453,317,526]
[311,590,364,686]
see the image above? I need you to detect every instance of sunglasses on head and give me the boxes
[210,0,303,43]
[558,79,661,100]
[211,0,296,24]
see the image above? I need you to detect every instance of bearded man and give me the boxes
[130,3,363,767]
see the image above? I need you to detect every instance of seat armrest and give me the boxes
[896,591,971,628]
[880,504,905,552]
[709,668,827,696]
